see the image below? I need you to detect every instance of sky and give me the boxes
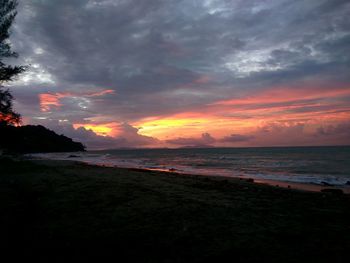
[6,0,350,149]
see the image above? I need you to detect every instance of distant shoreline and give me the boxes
[88,145,350,151]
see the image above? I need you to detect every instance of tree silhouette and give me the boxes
[0,0,26,125]
[0,1,85,153]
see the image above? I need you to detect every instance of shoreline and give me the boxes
[126,166,350,194]
[26,147,350,194]
[29,156,350,194]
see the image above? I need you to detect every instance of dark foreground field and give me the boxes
[1,158,350,262]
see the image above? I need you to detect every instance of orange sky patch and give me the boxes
[39,92,70,112]
[211,87,350,106]
[134,112,260,140]
[87,89,114,97]
[37,86,350,146]
[39,89,115,112]
[73,122,120,137]
[135,87,350,140]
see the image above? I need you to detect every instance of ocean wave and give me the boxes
[27,147,350,187]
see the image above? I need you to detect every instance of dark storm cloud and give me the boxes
[316,122,350,138]
[220,134,254,143]
[13,0,350,95]
[7,0,350,147]
[250,122,350,146]
[166,133,216,147]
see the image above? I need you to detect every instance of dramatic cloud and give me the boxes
[32,120,159,150]
[316,123,350,136]
[166,133,215,147]
[6,0,350,148]
[248,121,350,146]
[39,89,114,112]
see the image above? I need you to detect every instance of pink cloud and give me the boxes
[39,92,70,112]
[39,89,115,112]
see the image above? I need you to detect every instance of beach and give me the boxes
[1,157,350,262]
[30,146,350,193]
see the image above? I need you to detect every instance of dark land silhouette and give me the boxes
[0,124,85,153]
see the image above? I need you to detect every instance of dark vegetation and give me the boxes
[0,0,84,153]
[0,0,25,125]
[0,123,85,153]
[1,158,350,262]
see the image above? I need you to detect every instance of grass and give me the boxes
[1,158,350,262]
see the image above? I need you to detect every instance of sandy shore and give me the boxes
[1,157,350,262]
[135,166,350,194]
[29,154,350,194]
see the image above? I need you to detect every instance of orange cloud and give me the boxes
[73,122,120,137]
[135,86,350,142]
[87,89,115,97]
[135,112,257,140]
[38,85,350,147]
[39,92,70,112]
[39,89,115,112]
[211,87,350,106]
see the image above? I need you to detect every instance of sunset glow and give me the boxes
[35,83,350,148]
[73,123,119,137]
[133,86,350,143]
[10,0,350,149]
[39,89,114,112]
[39,93,67,112]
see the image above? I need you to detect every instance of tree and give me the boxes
[0,0,25,125]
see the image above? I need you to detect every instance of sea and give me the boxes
[30,146,350,188]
